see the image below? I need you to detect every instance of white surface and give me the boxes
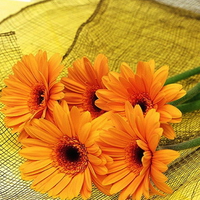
[0,0,42,22]
[1,0,200,23]
[155,0,200,13]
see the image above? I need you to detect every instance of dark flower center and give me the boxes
[136,99,148,113]
[131,92,153,114]
[63,146,80,162]
[37,90,45,105]
[125,141,144,174]
[134,146,144,165]
[83,86,105,118]
[52,137,88,176]
[28,83,46,112]
[91,92,102,112]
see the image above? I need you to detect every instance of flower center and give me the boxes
[28,83,46,113]
[83,86,105,118]
[52,136,88,176]
[130,92,153,114]
[125,141,144,174]
[64,146,80,162]
[91,92,102,112]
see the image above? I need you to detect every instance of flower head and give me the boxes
[98,102,179,200]
[1,50,64,133]
[96,60,186,139]
[19,101,112,199]
[61,54,109,119]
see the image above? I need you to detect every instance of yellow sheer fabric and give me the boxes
[0,0,200,199]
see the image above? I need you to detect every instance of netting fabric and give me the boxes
[0,0,200,199]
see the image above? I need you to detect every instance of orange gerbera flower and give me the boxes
[96,60,186,139]
[1,50,64,133]
[61,54,109,119]
[19,101,112,199]
[98,102,180,200]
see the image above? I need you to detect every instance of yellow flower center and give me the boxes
[125,141,144,174]
[28,83,46,113]
[130,92,153,114]
[52,136,88,176]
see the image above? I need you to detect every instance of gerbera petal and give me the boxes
[136,140,148,151]
[150,82,163,101]
[84,57,99,85]
[94,54,109,86]
[48,53,63,83]
[118,175,144,200]
[32,167,57,186]
[151,165,168,182]
[153,65,169,87]
[12,61,37,86]
[48,175,72,196]
[142,172,150,199]
[20,147,51,161]
[107,160,128,173]
[71,172,85,197]
[160,104,182,119]
[24,126,59,144]
[80,187,91,200]
[79,122,92,144]
[92,164,108,175]
[42,173,66,192]
[103,168,129,185]
[100,130,130,148]
[32,118,63,138]
[110,172,136,194]
[77,110,92,132]
[153,149,180,165]
[83,167,92,192]
[35,50,48,82]
[53,102,74,137]
[132,183,143,200]
[152,159,168,172]
[32,171,59,193]
[151,178,173,194]
[149,182,165,196]
[21,138,50,147]
[148,132,161,152]
[158,109,172,122]
[120,63,135,79]
[61,77,85,93]
[111,113,136,139]
[20,160,52,174]
[92,174,112,196]
[161,83,185,102]
[88,154,102,165]
[49,83,64,100]
[88,162,97,178]
[70,106,91,135]
[4,113,32,127]
[22,54,42,82]
[161,123,176,139]
[58,173,83,199]
[63,92,83,104]
[3,106,30,117]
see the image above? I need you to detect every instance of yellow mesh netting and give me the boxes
[0,0,200,199]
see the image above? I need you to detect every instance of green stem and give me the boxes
[170,82,200,106]
[165,66,200,85]
[185,93,200,103]
[177,100,200,113]
[160,137,200,151]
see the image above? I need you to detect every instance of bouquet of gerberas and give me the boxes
[1,50,200,200]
